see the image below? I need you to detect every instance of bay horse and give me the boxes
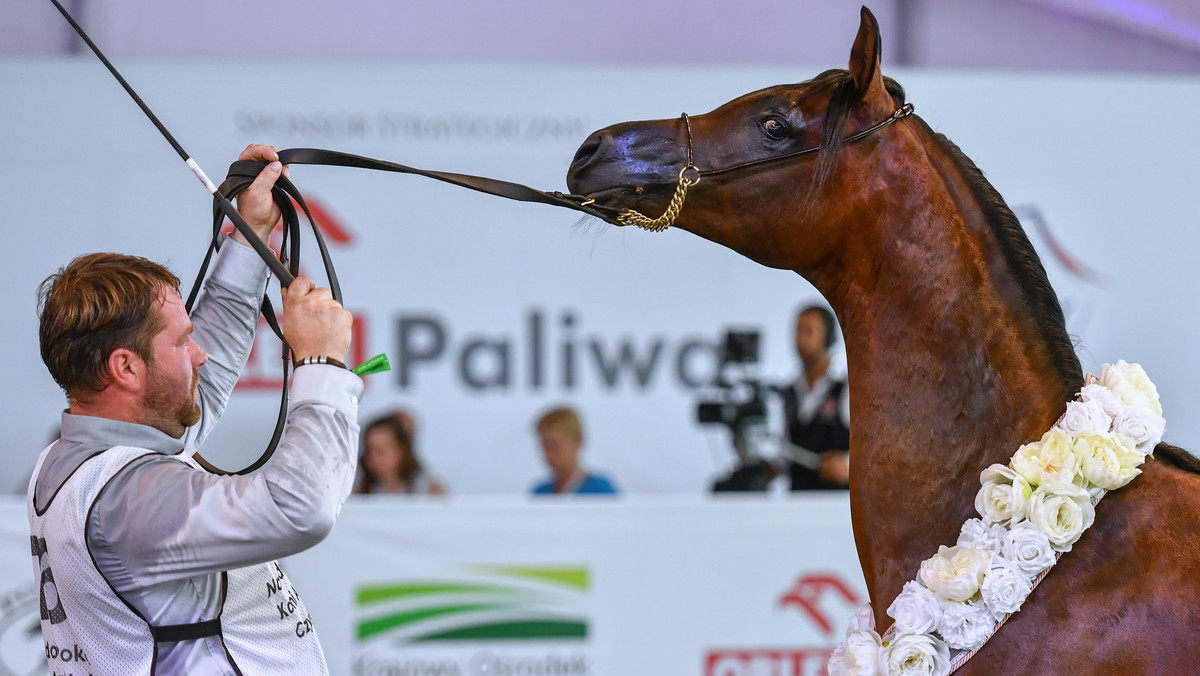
[565,7,1200,673]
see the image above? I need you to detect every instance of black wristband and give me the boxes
[293,355,348,370]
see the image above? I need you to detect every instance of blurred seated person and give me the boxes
[781,305,850,490]
[531,406,618,495]
[354,411,446,495]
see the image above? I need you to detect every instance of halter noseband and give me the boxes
[617,102,915,232]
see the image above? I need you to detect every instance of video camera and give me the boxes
[695,330,768,430]
[695,330,781,492]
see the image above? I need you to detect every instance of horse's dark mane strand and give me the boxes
[805,70,908,193]
[916,117,1085,401]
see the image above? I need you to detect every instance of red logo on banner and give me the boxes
[778,574,861,637]
[219,195,365,390]
[704,648,833,676]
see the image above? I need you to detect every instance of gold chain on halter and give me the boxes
[616,165,701,232]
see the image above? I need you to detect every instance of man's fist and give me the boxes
[280,276,352,364]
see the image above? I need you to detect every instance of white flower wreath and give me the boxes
[828,361,1166,676]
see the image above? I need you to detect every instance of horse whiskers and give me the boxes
[568,213,608,237]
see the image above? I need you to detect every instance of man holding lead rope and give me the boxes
[28,145,360,674]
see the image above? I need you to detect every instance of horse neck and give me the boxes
[809,130,1078,623]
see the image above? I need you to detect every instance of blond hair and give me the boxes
[535,406,583,442]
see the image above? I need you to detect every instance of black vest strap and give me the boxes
[150,618,222,643]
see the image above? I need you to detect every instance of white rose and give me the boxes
[879,632,950,676]
[980,558,1033,619]
[1010,428,1081,487]
[918,545,991,603]
[1100,360,1162,416]
[843,629,884,676]
[1074,432,1145,490]
[1002,521,1056,577]
[1055,399,1112,437]
[937,597,995,651]
[1112,405,1166,454]
[1079,383,1126,418]
[848,602,875,633]
[887,581,943,635]
[1026,483,1095,552]
[975,464,1032,526]
[827,641,849,676]
[957,518,1008,555]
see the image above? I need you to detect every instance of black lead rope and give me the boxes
[238,148,624,220]
[186,166,345,476]
[186,148,628,476]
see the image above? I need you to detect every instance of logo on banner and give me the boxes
[778,574,861,637]
[353,565,591,676]
[1013,204,1106,334]
[225,196,368,389]
[705,648,835,676]
[704,572,863,676]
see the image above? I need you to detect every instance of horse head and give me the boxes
[566,7,907,274]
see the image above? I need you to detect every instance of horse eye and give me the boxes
[762,117,789,140]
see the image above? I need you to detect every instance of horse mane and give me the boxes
[809,69,1084,403]
[919,120,1084,402]
[1154,443,1200,474]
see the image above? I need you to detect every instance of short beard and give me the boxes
[143,362,201,438]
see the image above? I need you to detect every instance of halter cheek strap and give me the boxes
[618,103,915,232]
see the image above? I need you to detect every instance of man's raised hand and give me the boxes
[232,144,290,246]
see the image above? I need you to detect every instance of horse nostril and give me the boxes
[571,134,604,170]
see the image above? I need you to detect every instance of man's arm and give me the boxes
[88,365,361,590]
[818,382,852,486]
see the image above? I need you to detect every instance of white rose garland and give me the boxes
[1056,399,1111,437]
[936,598,994,652]
[828,363,1165,676]
[1026,482,1095,552]
[881,633,950,676]
[887,582,943,635]
[974,465,1031,526]
[956,518,1007,555]
[979,559,1031,619]
[1000,522,1055,577]
[1111,406,1166,455]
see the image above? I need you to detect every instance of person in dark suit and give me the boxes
[780,305,850,490]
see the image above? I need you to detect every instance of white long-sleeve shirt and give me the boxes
[31,239,361,673]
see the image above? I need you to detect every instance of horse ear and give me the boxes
[849,6,884,100]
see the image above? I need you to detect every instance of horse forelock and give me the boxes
[913,117,1084,401]
[799,70,907,194]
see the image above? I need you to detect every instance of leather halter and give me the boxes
[618,103,915,232]
[694,102,914,178]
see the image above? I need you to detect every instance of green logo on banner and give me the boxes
[356,566,589,645]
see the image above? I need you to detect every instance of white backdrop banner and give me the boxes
[0,495,865,676]
[2,60,1197,494]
